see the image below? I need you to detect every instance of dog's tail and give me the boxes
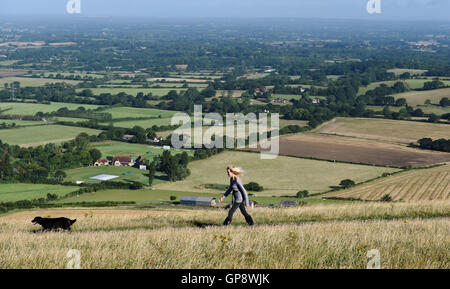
[70,219,77,225]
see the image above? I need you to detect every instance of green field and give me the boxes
[367,105,450,116]
[357,79,450,96]
[100,107,179,120]
[0,102,101,115]
[53,188,341,206]
[0,183,78,202]
[63,166,164,186]
[76,87,188,97]
[107,117,174,128]
[155,151,400,196]
[91,141,193,160]
[0,77,80,87]
[0,125,101,146]
[393,87,450,106]
[0,119,47,127]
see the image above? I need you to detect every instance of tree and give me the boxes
[339,179,355,188]
[54,170,67,182]
[89,149,102,163]
[379,194,392,202]
[296,190,309,198]
[440,97,449,107]
[244,182,264,192]
[428,113,440,123]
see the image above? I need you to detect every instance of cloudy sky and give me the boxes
[0,0,449,20]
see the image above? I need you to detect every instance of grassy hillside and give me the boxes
[0,201,448,268]
[155,151,399,196]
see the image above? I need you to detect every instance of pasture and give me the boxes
[0,119,47,127]
[0,184,78,202]
[100,107,178,120]
[315,117,450,144]
[325,164,449,201]
[393,87,450,106]
[0,102,101,115]
[91,141,193,159]
[108,117,174,128]
[272,133,450,167]
[0,201,448,268]
[155,151,399,196]
[0,77,80,87]
[0,125,101,147]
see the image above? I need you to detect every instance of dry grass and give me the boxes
[0,201,448,269]
[326,164,450,201]
[315,117,450,145]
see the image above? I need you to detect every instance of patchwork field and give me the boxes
[0,102,101,115]
[0,125,101,147]
[0,183,78,202]
[315,117,450,144]
[393,87,450,106]
[325,164,449,201]
[155,151,399,196]
[0,202,448,268]
[271,133,450,167]
[357,79,450,95]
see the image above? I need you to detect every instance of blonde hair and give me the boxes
[227,166,245,177]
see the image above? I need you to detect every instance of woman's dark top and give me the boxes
[223,177,249,205]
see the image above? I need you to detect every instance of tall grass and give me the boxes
[0,201,448,269]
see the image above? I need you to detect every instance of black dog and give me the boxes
[31,217,77,231]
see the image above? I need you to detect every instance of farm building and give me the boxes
[280,200,298,207]
[94,159,109,167]
[180,196,216,207]
[112,156,134,167]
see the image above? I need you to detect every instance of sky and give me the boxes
[0,0,449,21]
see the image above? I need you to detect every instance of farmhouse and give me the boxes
[180,196,216,207]
[94,159,109,167]
[113,156,134,167]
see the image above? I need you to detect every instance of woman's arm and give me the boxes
[236,178,249,206]
[219,178,233,202]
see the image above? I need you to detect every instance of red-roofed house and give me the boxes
[94,159,110,167]
[113,156,134,167]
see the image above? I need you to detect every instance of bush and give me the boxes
[129,182,144,190]
[379,194,393,202]
[296,190,309,198]
[339,179,356,188]
[244,182,264,192]
[170,196,176,201]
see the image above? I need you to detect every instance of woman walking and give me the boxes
[218,166,254,226]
